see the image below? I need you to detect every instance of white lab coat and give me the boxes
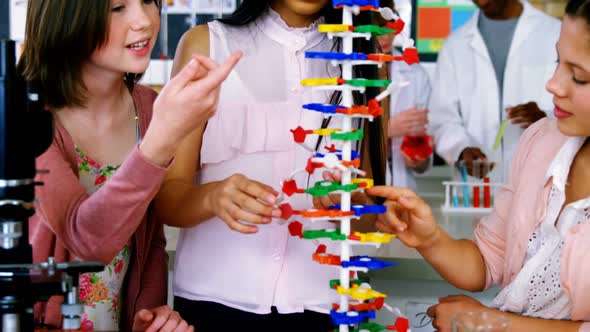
[429,1,561,183]
[386,57,432,189]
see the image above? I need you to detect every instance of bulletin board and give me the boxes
[410,0,477,61]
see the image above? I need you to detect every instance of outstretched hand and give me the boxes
[154,51,242,141]
[365,186,439,249]
[426,295,489,332]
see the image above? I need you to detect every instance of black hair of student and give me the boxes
[349,11,387,196]
[218,2,387,193]
[566,0,590,25]
[17,0,162,109]
[218,1,342,26]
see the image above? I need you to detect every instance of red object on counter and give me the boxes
[400,135,433,161]
[473,186,480,208]
[483,177,491,208]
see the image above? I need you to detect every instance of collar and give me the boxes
[463,0,537,37]
[478,11,520,27]
[255,6,326,52]
[463,0,543,63]
[545,136,587,191]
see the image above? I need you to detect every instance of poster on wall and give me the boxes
[411,0,477,61]
[9,0,27,42]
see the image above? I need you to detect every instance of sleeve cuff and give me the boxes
[578,322,590,332]
[118,145,174,189]
[134,145,174,171]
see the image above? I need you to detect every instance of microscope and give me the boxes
[0,39,103,332]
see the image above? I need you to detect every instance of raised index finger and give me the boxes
[197,51,243,93]
[365,185,417,201]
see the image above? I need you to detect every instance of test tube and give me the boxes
[473,160,480,208]
[452,185,459,207]
[483,162,491,208]
[459,161,470,207]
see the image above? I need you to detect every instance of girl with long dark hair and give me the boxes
[369,0,590,329]
[155,1,388,330]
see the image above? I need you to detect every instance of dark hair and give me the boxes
[219,1,387,190]
[17,0,161,109]
[566,0,590,24]
[218,0,342,26]
[350,11,387,193]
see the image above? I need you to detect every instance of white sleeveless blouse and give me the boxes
[173,8,345,314]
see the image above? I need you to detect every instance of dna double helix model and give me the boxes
[277,1,423,331]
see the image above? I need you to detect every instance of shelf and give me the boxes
[441,205,492,217]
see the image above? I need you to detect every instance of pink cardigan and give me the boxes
[29,85,170,331]
[474,118,590,330]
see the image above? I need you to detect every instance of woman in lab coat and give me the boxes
[376,0,432,190]
[386,58,432,189]
[428,0,560,182]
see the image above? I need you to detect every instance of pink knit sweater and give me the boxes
[30,85,170,331]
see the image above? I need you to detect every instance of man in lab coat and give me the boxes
[429,0,561,182]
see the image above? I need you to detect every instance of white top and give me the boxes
[386,55,432,190]
[492,136,590,319]
[173,8,343,314]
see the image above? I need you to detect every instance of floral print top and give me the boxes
[76,147,131,331]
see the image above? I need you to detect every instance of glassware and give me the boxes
[400,101,433,161]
